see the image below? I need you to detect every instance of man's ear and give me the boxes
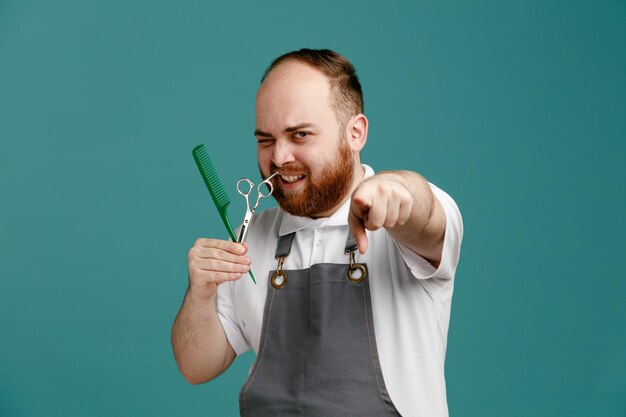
[346,114,368,152]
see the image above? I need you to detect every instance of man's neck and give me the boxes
[309,163,365,219]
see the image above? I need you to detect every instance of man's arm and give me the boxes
[348,171,446,267]
[171,239,250,384]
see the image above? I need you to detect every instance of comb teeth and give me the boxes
[193,145,231,208]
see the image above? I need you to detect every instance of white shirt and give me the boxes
[217,165,463,417]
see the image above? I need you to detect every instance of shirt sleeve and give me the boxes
[396,182,463,280]
[216,280,251,356]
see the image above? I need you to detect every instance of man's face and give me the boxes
[255,62,355,218]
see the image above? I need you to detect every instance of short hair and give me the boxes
[261,48,364,129]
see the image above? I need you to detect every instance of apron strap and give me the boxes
[344,231,367,283]
[344,230,359,254]
[275,232,296,259]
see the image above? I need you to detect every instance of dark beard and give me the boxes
[267,139,354,218]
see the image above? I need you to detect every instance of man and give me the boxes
[172,49,463,417]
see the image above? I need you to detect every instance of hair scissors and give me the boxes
[236,172,279,243]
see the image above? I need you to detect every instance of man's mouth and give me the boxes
[273,172,307,189]
[279,174,305,183]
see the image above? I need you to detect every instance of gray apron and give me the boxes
[239,232,402,417]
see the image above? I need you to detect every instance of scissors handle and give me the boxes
[259,172,278,197]
[251,172,278,210]
[237,178,254,197]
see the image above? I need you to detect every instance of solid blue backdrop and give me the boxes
[1,1,624,416]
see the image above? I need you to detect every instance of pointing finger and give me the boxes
[349,209,369,255]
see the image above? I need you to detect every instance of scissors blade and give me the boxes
[237,210,254,243]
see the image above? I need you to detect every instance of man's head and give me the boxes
[261,49,364,134]
[255,49,368,218]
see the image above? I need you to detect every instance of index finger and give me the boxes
[348,206,369,255]
[195,238,247,255]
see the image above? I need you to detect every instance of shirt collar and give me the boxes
[278,164,375,236]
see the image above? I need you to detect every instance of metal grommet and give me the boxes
[271,270,288,289]
[347,264,367,283]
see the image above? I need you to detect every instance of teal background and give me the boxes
[1,0,624,416]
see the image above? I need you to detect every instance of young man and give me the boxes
[172,49,463,417]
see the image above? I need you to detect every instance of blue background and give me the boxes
[1,0,625,416]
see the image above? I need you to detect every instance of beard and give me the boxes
[264,138,355,218]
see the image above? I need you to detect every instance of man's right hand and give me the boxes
[187,238,251,301]
[172,238,246,383]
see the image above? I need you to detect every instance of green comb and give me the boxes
[192,144,256,284]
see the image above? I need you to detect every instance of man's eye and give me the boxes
[257,139,274,146]
[294,131,309,138]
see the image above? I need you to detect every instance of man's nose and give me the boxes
[271,139,296,167]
